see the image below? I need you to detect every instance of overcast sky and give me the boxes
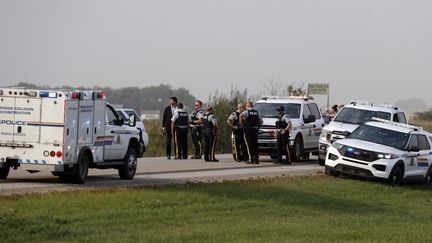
[0,0,431,107]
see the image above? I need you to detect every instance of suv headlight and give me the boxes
[320,129,331,143]
[377,153,399,159]
[332,142,344,150]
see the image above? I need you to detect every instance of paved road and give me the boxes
[0,155,323,195]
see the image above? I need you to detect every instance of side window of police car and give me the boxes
[106,107,118,126]
[417,135,430,151]
[308,103,321,120]
[303,104,311,123]
[407,135,418,151]
[398,112,407,124]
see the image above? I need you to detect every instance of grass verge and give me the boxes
[1,175,432,242]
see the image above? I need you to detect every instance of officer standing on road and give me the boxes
[202,104,219,162]
[162,97,178,160]
[240,101,263,164]
[171,103,191,160]
[227,103,248,162]
[275,105,292,164]
[189,100,204,159]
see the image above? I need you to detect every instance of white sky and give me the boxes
[1,0,431,107]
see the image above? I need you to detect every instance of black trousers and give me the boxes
[244,128,259,162]
[174,128,188,159]
[276,132,291,163]
[165,126,172,158]
[191,127,202,158]
[232,129,248,161]
[203,129,217,161]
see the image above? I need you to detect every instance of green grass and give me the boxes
[1,175,432,242]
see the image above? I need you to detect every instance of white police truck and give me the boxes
[319,101,407,165]
[325,118,432,185]
[0,87,144,183]
[255,96,326,161]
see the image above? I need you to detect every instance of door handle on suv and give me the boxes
[313,124,316,128]
[111,130,116,134]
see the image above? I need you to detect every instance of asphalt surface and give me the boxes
[0,154,323,195]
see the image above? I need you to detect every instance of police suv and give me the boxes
[255,96,326,161]
[319,101,407,165]
[325,118,432,185]
[0,88,144,183]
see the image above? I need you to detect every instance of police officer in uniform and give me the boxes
[162,97,177,159]
[202,104,219,162]
[189,100,204,159]
[240,101,263,164]
[275,105,292,164]
[227,103,248,162]
[171,103,191,159]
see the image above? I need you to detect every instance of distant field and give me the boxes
[410,118,432,132]
[1,175,432,242]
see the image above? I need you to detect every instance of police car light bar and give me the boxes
[261,95,311,101]
[371,117,422,131]
[351,100,398,110]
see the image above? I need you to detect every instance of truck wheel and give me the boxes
[72,153,89,184]
[318,158,325,166]
[388,165,403,186]
[0,165,10,179]
[292,136,304,161]
[119,148,137,180]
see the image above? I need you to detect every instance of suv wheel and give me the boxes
[388,165,403,186]
[292,136,304,161]
[119,147,137,180]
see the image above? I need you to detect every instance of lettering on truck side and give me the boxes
[0,120,28,126]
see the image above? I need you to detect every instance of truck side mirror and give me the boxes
[128,115,136,127]
[343,131,351,138]
[304,115,316,123]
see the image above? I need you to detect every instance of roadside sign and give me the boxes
[308,83,329,95]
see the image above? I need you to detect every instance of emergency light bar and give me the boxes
[350,100,398,110]
[371,117,422,131]
[261,95,311,101]
[39,91,58,98]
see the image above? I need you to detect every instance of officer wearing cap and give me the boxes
[189,100,204,159]
[171,103,191,159]
[240,101,263,164]
[162,96,178,159]
[202,103,219,162]
[227,103,248,162]
[275,105,292,164]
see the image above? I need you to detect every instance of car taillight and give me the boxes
[50,151,56,157]
[56,151,62,157]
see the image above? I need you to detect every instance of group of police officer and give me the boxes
[162,97,292,164]
[162,97,219,162]
[227,102,292,164]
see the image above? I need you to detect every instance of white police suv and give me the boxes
[325,118,432,185]
[319,101,407,165]
[255,96,326,161]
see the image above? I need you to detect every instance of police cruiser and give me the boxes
[0,87,144,183]
[255,96,325,161]
[325,118,432,185]
[319,101,407,165]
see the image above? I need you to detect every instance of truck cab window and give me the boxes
[106,107,118,125]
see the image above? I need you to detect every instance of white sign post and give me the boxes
[308,83,330,109]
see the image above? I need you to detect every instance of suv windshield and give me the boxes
[254,103,301,118]
[333,107,391,125]
[350,124,409,150]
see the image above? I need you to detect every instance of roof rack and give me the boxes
[350,100,398,110]
[261,95,312,101]
[371,117,422,131]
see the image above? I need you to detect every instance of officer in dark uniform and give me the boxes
[171,103,190,159]
[227,103,248,162]
[240,101,263,164]
[202,104,219,162]
[189,100,204,159]
[275,105,292,164]
[162,97,177,159]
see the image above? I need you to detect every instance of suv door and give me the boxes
[301,104,314,148]
[307,103,322,149]
[104,105,127,161]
